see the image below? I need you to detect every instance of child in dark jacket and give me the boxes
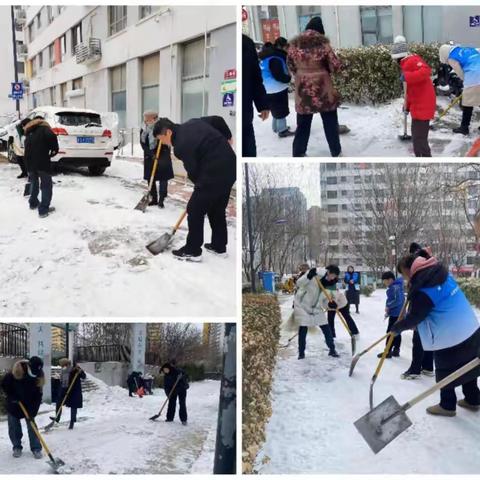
[391,36,436,157]
[161,362,189,425]
[1,357,45,458]
[378,271,405,358]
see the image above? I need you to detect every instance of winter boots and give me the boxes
[421,369,435,377]
[298,353,305,360]
[377,351,393,359]
[401,370,420,380]
[328,349,340,358]
[39,207,55,218]
[12,448,22,458]
[204,243,227,257]
[426,404,456,417]
[172,247,202,262]
[32,450,43,459]
[278,128,295,138]
[391,348,400,358]
[69,420,75,430]
[182,421,188,426]
[458,399,480,411]
[453,125,469,135]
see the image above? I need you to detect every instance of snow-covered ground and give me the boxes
[253,96,479,157]
[254,290,480,474]
[0,157,236,317]
[0,376,220,474]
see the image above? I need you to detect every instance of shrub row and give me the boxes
[242,294,281,474]
[333,42,440,104]
[457,278,480,308]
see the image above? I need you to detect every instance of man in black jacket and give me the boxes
[1,357,45,458]
[242,34,270,157]
[161,362,189,425]
[153,117,236,261]
[24,116,59,218]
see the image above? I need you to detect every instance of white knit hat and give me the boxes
[391,35,408,59]
[439,44,454,64]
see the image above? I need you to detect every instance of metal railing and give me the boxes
[0,323,28,358]
[76,344,131,363]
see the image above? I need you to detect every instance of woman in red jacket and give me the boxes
[391,36,436,157]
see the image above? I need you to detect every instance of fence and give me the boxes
[0,323,28,358]
[76,344,131,363]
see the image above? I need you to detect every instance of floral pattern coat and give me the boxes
[287,30,342,114]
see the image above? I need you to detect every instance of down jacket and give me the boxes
[400,54,436,121]
[24,119,59,173]
[287,30,342,114]
[293,274,329,327]
[446,46,480,107]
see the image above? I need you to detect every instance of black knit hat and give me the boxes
[326,264,340,276]
[305,16,325,35]
[409,242,422,254]
[381,271,396,281]
[29,356,44,377]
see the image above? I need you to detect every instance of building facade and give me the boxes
[23,5,236,136]
[0,6,27,123]
[244,5,480,48]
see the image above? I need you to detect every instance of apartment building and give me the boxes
[0,6,27,122]
[244,5,480,48]
[23,5,236,135]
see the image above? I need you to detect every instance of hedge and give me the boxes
[333,42,440,105]
[457,278,480,308]
[242,294,281,474]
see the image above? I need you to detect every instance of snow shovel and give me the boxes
[146,209,187,255]
[431,94,462,130]
[398,111,412,141]
[279,332,299,349]
[18,401,67,474]
[23,181,31,197]
[134,141,162,212]
[355,356,480,454]
[149,374,183,421]
[349,299,409,377]
[44,369,82,432]
[369,333,395,410]
[315,277,356,356]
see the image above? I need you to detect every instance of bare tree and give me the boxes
[76,324,131,347]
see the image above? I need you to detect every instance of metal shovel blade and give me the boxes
[43,420,55,432]
[354,395,412,454]
[351,336,357,356]
[134,193,150,212]
[349,354,361,377]
[146,231,173,255]
[23,182,31,197]
[398,134,412,141]
[149,413,160,421]
[47,457,66,474]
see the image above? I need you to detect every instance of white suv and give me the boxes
[6,106,117,175]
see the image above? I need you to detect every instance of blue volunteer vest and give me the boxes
[260,56,289,94]
[418,274,479,351]
[449,46,480,89]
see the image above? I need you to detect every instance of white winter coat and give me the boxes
[293,274,329,327]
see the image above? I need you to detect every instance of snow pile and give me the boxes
[0,159,236,317]
[0,376,221,474]
[255,291,480,474]
[253,96,476,157]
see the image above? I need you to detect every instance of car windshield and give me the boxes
[55,112,102,127]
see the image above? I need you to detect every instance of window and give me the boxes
[36,12,41,30]
[28,23,34,43]
[111,64,127,128]
[60,35,67,62]
[340,176,347,183]
[328,218,338,226]
[326,177,337,185]
[38,51,43,70]
[342,204,348,210]
[17,61,25,74]
[360,6,393,45]
[182,36,210,121]
[142,53,160,116]
[341,190,347,197]
[31,56,37,77]
[60,82,68,106]
[50,86,56,106]
[296,6,323,32]
[139,6,160,19]
[72,77,83,90]
[55,112,102,126]
[109,6,127,36]
[48,43,55,67]
[57,6,64,15]
[47,6,54,24]
[71,23,82,55]
[326,164,337,171]
[354,175,361,184]
[327,191,337,199]
[327,205,338,213]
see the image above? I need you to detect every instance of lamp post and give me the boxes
[10,6,20,119]
[389,234,397,274]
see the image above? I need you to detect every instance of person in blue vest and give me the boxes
[439,44,480,135]
[377,271,404,358]
[392,249,480,417]
[344,266,360,314]
[259,37,294,138]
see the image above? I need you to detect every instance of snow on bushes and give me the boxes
[457,278,480,308]
[333,43,440,104]
[242,294,281,474]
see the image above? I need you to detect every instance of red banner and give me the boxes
[261,19,280,43]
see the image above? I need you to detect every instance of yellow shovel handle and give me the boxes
[147,141,162,192]
[173,210,187,233]
[373,333,395,378]
[18,401,52,456]
[53,369,81,422]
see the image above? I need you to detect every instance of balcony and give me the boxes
[75,38,102,65]
[17,44,28,58]
[15,9,26,26]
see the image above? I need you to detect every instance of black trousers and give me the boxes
[411,119,432,157]
[461,106,474,129]
[298,324,335,356]
[18,156,27,175]
[386,316,401,351]
[328,306,359,338]
[55,388,77,424]
[292,110,341,157]
[166,390,187,422]
[242,122,257,157]
[186,187,232,254]
[150,180,168,202]
[408,329,434,374]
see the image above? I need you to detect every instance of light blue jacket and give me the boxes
[418,274,479,351]
[260,56,290,94]
[449,46,480,89]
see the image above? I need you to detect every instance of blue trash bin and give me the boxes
[263,271,275,293]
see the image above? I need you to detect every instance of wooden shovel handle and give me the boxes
[147,141,162,192]
[173,210,187,233]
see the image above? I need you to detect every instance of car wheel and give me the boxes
[7,142,18,164]
[88,166,106,176]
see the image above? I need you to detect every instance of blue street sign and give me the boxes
[470,15,480,27]
[10,82,23,100]
[222,92,234,107]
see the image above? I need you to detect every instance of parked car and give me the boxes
[5,106,118,175]
[0,126,8,152]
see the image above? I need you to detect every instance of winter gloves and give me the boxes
[307,268,317,280]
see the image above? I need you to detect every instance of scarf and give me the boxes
[141,123,157,151]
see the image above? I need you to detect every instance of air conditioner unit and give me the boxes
[15,9,26,25]
[75,38,102,65]
[17,44,28,57]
